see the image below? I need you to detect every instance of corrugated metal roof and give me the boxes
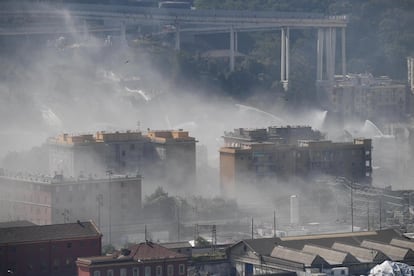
[332,242,389,263]
[302,244,360,265]
[243,237,281,255]
[0,221,100,244]
[360,240,414,261]
[129,242,188,261]
[390,238,414,251]
[271,246,329,267]
[278,229,402,250]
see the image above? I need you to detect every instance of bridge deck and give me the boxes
[0,2,348,34]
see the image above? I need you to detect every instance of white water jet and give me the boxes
[235,104,285,125]
[362,120,384,137]
[100,70,121,83]
[312,110,327,130]
[124,87,151,101]
[173,121,198,130]
[41,107,63,129]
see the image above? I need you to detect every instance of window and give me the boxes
[65,258,72,266]
[67,242,72,248]
[120,268,127,276]
[156,266,162,276]
[179,264,185,275]
[145,266,151,276]
[167,265,174,276]
[107,269,114,276]
[53,259,60,270]
[40,261,47,272]
[133,267,139,276]
[94,271,101,276]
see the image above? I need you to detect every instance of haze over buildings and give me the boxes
[0,2,414,275]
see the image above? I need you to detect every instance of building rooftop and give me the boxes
[302,244,360,265]
[0,221,101,244]
[360,240,414,261]
[48,129,195,146]
[77,241,188,266]
[129,241,188,261]
[271,246,329,267]
[147,130,196,143]
[0,170,141,186]
[0,220,36,228]
[240,237,281,256]
[332,242,389,263]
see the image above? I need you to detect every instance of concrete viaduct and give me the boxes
[0,2,348,90]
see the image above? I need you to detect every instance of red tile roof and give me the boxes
[128,241,188,261]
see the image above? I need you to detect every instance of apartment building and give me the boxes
[318,73,407,123]
[48,129,196,189]
[0,171,141,244]
[220,126,372,197]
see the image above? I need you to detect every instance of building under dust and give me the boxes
[220,126,372,197]
[0,170,141,244]
[318,73,407,125]
[48,129,196,190]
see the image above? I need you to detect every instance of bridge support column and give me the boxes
[329,27,336,81]
[341,27,346,77]
[229,26,235,72]
[317,28,324,81]
[235,31,238,52]
[280,27,290,91]
[175,24,180,51]
[319,27,336,82]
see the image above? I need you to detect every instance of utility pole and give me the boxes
[251,218,254,239]
[367,201,370,231]
[96,194,103,229]
[273,210,277,238]
[106,170,113,245]
[351,182,354,232]
[379,196,382,230]
[211,225,217,255]
[177,203,180,241]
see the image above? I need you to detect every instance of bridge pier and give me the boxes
[280,27,290,91]
[229,26,235,72]
[341,27,346,76]
[175,24,181,51]
[317,27,344,82]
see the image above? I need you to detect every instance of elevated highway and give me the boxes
[0,1,349,87]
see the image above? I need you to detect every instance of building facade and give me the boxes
[220,127,372,197]
[77,241,189,276]
[0,221,101,276]
[48,129,196,190]
[0,171,141,245]
[318,73,407,124]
